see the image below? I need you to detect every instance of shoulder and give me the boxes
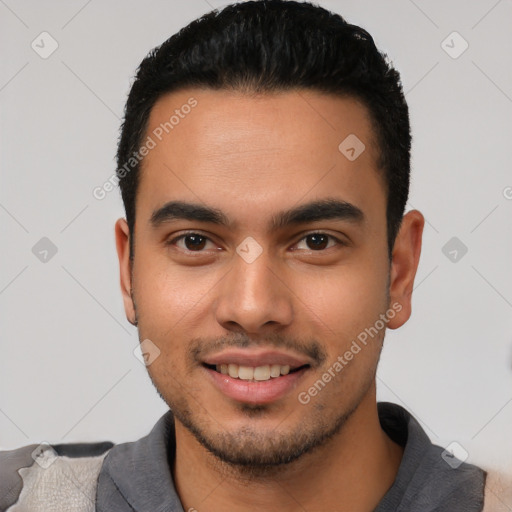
[396,440,486,511]
[0,441,114,512]
[377,402,487,511]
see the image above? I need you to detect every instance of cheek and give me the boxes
[131,255,226,379]
[298,270,387,404]
[133,250,220,326]
[297,260,389,338]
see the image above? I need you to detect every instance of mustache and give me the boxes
[188,331,328,367]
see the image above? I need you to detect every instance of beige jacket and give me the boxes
[483,471,512,511]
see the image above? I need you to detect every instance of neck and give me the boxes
[172,386,403,512]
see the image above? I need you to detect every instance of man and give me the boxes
[0,1,495,510]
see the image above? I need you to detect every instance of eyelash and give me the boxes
[166,231,346,254]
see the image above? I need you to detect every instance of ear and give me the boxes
[115,218,136,326]
[386,209,424,330]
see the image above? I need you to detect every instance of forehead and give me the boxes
[136,88,386,231]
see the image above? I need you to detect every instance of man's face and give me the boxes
[117,89,411,467]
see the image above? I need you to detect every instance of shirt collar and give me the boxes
[98,409,182,512]
[99,401,484,511]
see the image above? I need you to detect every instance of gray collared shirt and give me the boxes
[0,402,486,511]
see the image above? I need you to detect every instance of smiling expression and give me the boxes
[116,88,413,468]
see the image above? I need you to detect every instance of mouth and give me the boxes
[203,362,310,381]
[201,349,313,404]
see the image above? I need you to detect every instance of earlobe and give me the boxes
[387,210,424,330]
[115,218,137,326]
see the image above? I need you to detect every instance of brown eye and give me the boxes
[168,233,215,252]
[182,234,207,251]
[295,232,342,251]
[305,233,329,250]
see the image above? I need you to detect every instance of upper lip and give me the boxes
[203,349,312,370]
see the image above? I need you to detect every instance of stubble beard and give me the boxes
[149,363,378,479]
[135,284,389,478]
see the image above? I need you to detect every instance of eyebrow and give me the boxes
[150,198,365,231]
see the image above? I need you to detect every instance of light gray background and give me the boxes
[1,0,511,480]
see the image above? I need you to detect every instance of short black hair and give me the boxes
[116,0,410,260]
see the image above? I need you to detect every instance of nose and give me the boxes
[213,248,294,334]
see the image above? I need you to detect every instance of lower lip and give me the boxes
[204,366,309,405]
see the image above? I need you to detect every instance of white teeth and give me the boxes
[228,364,239,378]
[214,363,298,381]
[238,366,254,380]
[270,364,281,377]
[253,365,270,381]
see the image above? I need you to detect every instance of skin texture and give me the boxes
[115,88,424,511]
